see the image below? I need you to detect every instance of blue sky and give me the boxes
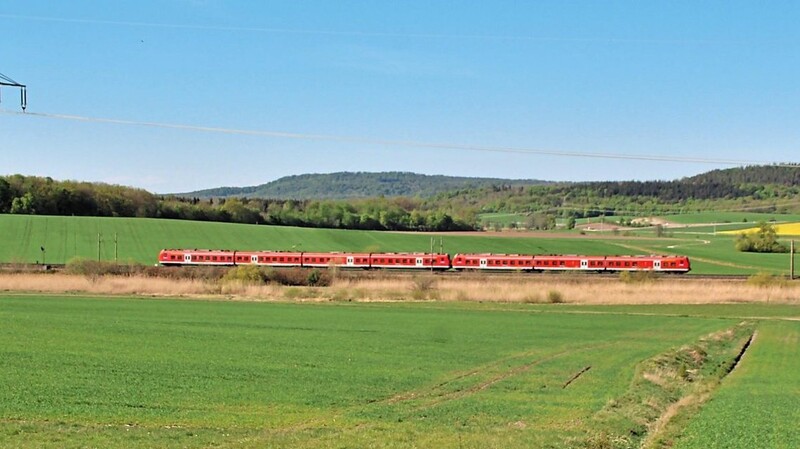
[1,1,798,193]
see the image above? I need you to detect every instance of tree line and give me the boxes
[3,165,799,233]
[0,175,475,231]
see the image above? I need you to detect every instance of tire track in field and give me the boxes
[223,342,617,448]
[15,217,33,262]
[381,342,616,415]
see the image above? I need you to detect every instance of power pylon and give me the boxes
[0,72,27,111]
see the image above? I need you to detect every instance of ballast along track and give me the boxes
[0,263,751,281]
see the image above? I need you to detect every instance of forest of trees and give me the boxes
[180,171,544,200]
[429,165,800,221]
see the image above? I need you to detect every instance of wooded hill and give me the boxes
[1,165,798,231]
[449,165,800,220]
[178,172,547,200]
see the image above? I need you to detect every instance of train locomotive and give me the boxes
[158,249,691,273]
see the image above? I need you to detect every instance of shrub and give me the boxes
[747,272,790,288]
[735,222,789,253]
[619,270,658,284]
[523,293,542,304]
[266,268,331,287]
[411,276,437,300]
[547,290,565,303]
[221,265,266,285]
[65,257,143,278]
[306,268,335,287]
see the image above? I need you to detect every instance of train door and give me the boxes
[416,257,424,267]
[479,258,488,268]
[184,254,192,264]
[251,255,259,265]
[654,260,661,271]
[580,259,588,270]
[347,256,354,266]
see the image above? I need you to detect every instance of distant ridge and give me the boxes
[176,171,549,200]
[683,164,800,185]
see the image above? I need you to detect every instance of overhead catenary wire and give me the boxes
[0,13,757,45]
[2,108,797,168]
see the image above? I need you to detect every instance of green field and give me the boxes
[1,295,797,448]
[1,214,797,275]
[478,212,529,228]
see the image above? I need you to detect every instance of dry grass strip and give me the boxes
[0,273,798,305]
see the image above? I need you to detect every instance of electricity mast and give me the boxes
[0,72,27,111]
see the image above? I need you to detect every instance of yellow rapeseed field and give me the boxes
[721,222,800,236]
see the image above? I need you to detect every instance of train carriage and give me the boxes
[603,255,659,271]
[158,249,236,266]
[649,255,691,273]
[451,253,535,270]
[301,252,371,269]
[532,255,609,271]
[533,254,585,271]
[369,253,451,270]
[237,251,304,267]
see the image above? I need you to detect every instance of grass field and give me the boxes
[1,214,797,275]
[478,212,528,228]
[1,295,797,448]
[0,215,629,265]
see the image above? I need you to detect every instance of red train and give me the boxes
[158,249,691,273]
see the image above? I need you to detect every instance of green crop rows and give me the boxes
[1,296,798,448]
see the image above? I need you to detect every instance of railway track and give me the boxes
[0,262,756,282]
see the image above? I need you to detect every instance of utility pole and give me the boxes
[791,240,795,280]
[430,237,434,273]
[114,233,118,263]
[97,233,102,262]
